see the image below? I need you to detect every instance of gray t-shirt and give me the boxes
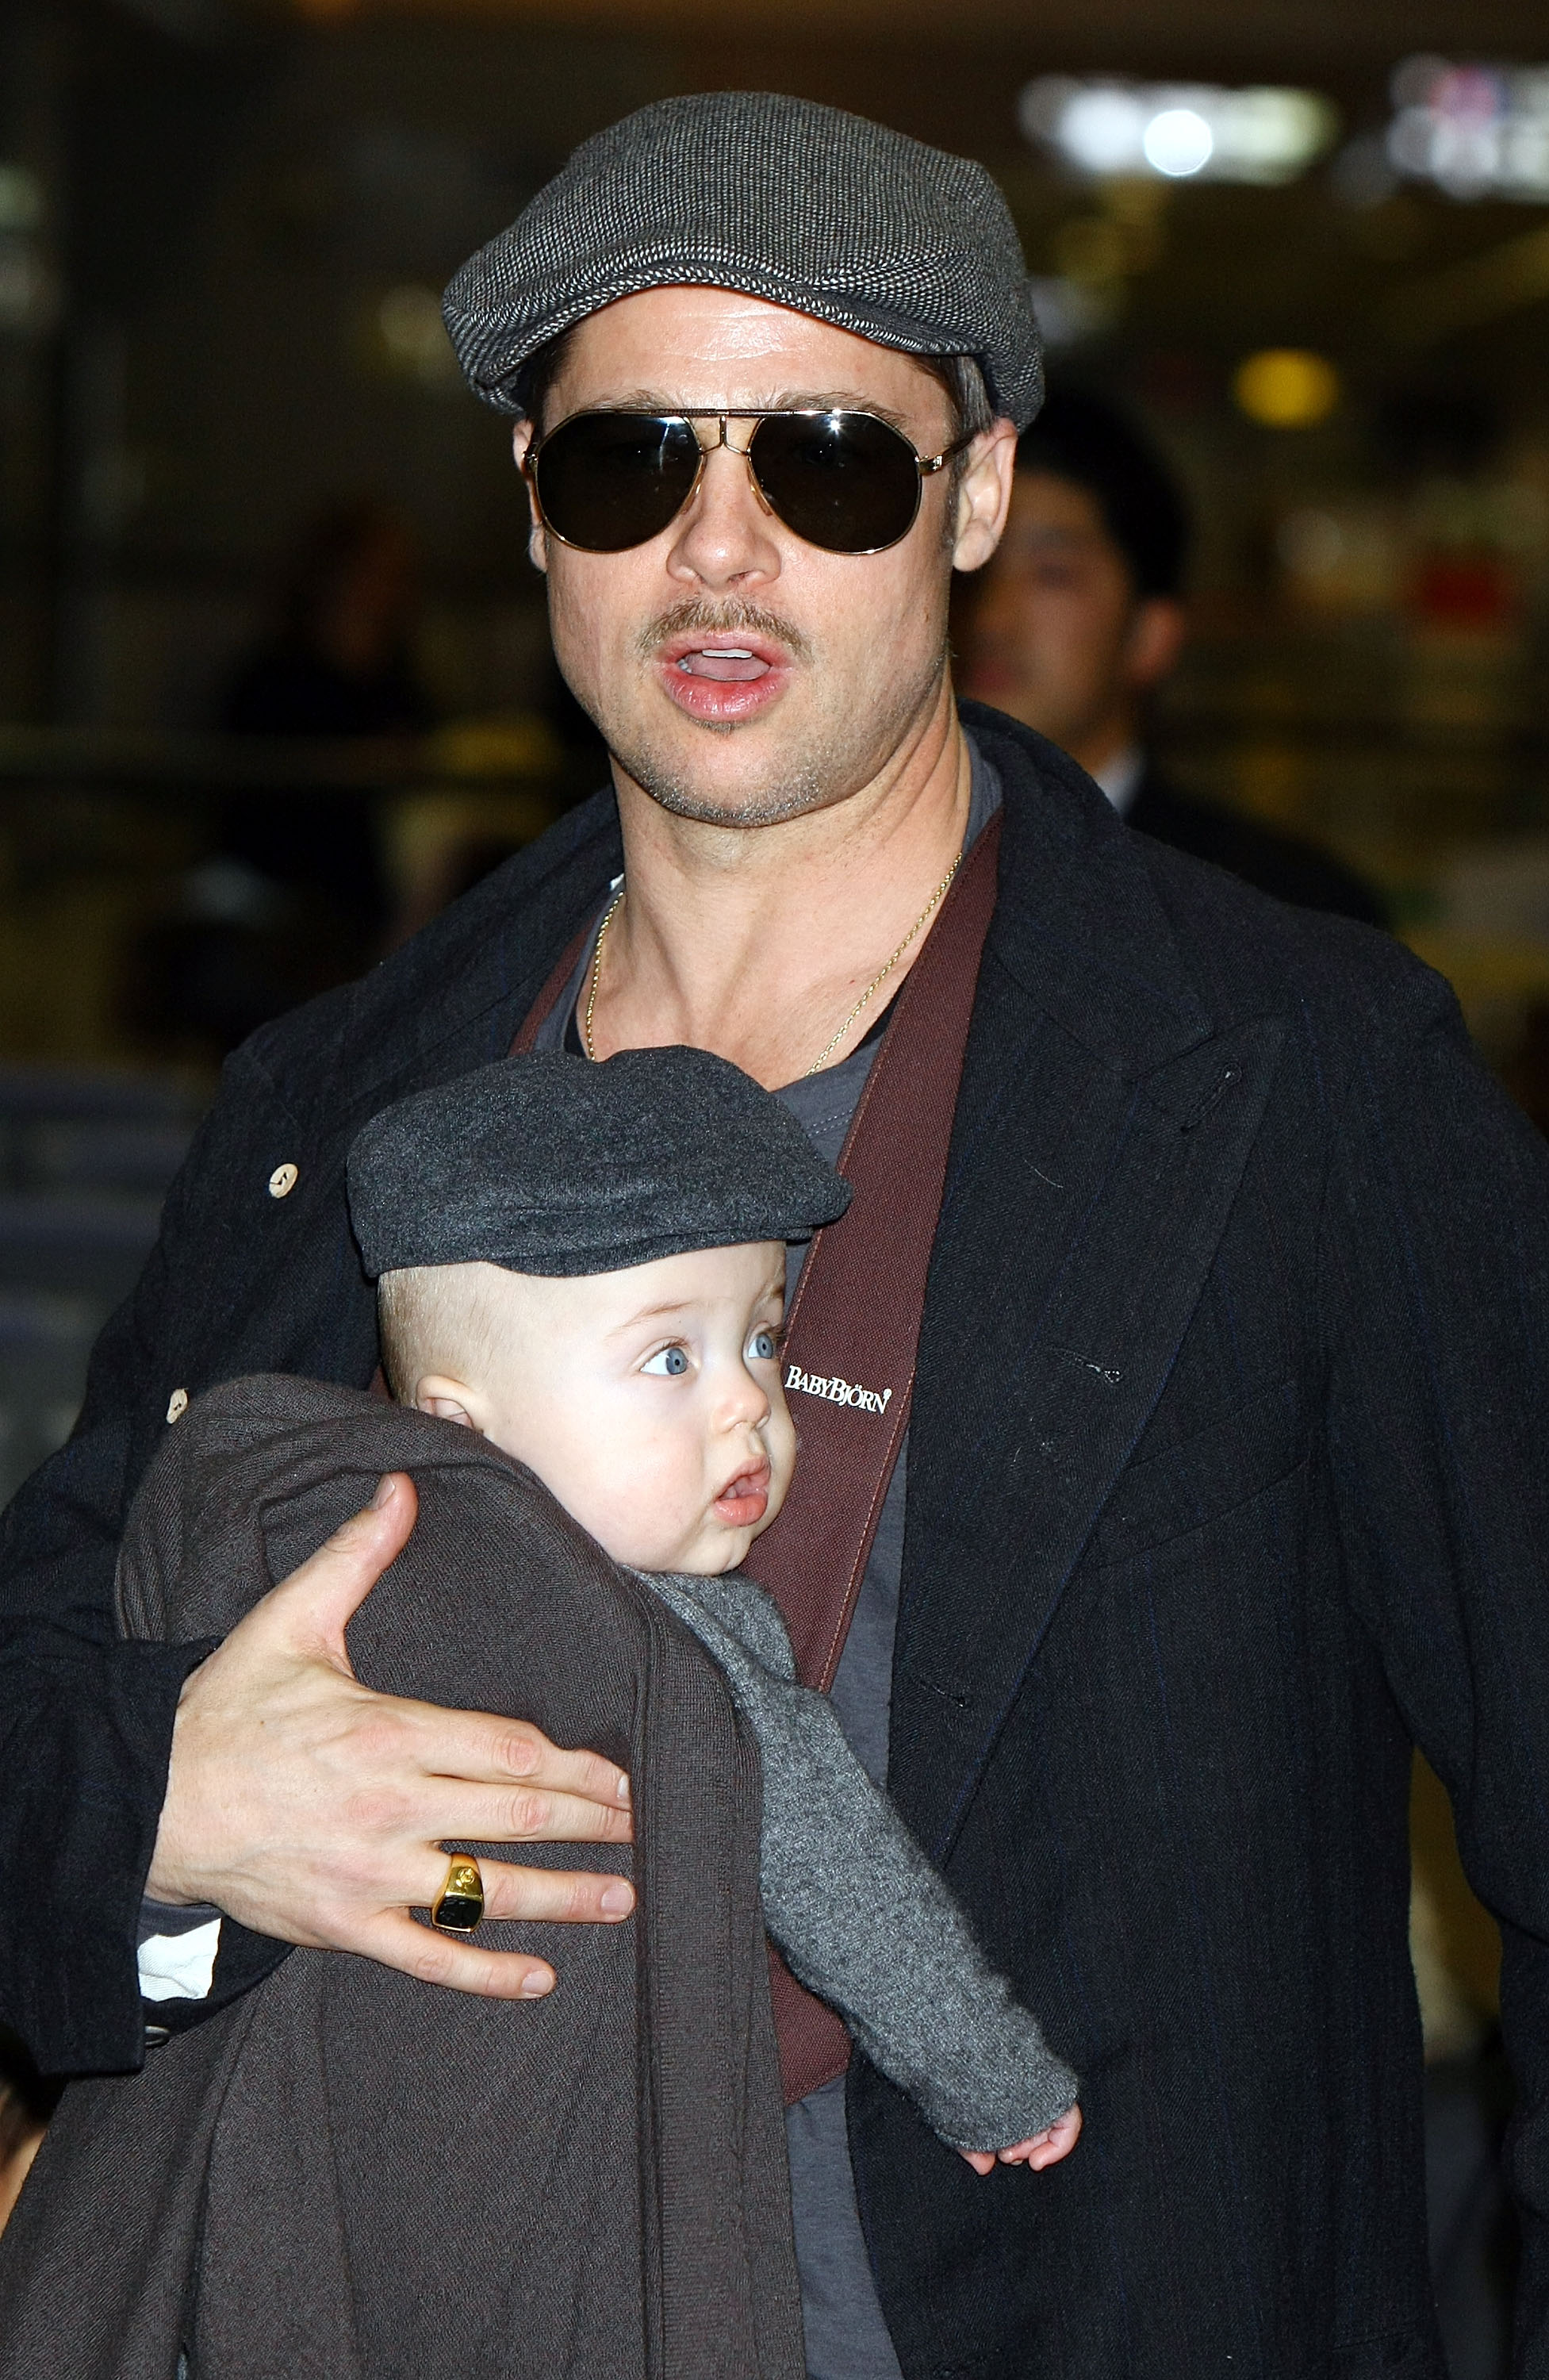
[543,739,1003,2380]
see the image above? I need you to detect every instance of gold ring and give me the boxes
[431,1854,485,1934]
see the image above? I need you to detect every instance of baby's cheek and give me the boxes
[763,1397,799,1519]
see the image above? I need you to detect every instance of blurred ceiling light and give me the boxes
[1020,77,1337,185]
[1233,350,1342,429]
[1387,56,1549,199]
[374,284,458,389]
[1142,109,1214,178]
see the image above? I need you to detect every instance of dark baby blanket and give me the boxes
[0,1376,804,2380]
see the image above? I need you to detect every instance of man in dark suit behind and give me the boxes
[961,385,1388,927]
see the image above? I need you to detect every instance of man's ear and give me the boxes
[952,420,1018,575]
[1122,596,1188,694]
[512,423,549,575]
[413,1375,485,1434]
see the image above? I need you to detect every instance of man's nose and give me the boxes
[666,438,782,593]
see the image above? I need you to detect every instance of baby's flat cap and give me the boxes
[348,1046,852,1280]
[443,91,1042,428]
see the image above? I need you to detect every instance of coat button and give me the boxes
[268,1162,299,1199]
[166,1388,189,1424]
[144,2023,171,2048]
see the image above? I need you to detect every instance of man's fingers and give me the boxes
[426,1856,635,1926]
[399,1702,632,1820]
[360,1912,558,2000]
[419,1779,633,1847]
[266,1472,420,1653]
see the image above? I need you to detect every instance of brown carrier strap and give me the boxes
[516,814,1003,2104]
[512,920,595,1056]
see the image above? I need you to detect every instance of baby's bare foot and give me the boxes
[957,2103,1083,2175]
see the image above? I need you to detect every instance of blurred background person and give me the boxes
[960,386,1388,927]
[132,502,439,1054]
[217,498,436,944]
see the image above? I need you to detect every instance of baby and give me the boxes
[348,1045,1081,2174]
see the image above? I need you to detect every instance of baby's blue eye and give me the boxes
[750,1329,777,1362]
[643,1345,690,1377]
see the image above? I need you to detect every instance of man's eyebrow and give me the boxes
[579,387,914,433]
[764,390,913,431]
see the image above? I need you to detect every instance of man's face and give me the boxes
[517,286,1010,829]
[960,471,1183,764]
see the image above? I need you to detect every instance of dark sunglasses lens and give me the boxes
[533,414,701,552]
[751,412,922,553]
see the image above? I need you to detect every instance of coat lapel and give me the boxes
[288,789,623,1139]
[891,715,1287,1858]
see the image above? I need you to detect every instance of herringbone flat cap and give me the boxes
[443,91,1042,427]
[349,1047,852,1280]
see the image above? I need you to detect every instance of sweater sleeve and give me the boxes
[646,1569,1079,2150]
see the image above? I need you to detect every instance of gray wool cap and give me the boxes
[443,91,1043,428]
[347,1046,852,1280]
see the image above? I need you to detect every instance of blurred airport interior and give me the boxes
[1,0,1547,2356]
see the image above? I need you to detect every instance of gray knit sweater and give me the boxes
[642,1568,1078,2154]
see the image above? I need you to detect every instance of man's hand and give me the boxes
[147,1472,635,2000]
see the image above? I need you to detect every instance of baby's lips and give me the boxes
[713,1461,772,1522]
[717,1456,771,1502]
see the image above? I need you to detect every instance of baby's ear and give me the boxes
[413,1376,481,1433]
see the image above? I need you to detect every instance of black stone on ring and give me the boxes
[431,1854,485,1933]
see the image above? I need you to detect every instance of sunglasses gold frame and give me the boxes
[521,409,974,556]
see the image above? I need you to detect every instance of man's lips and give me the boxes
[713,1459,772,1527]
[654,634,792,721]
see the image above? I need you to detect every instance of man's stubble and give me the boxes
[558,593,952,832]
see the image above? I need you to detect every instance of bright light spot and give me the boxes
[1233,350,1342,429]
[1386,57,1549,199]
[1143,109,1214,177]
[1061,88,1148,175]
[1221,89,1337,173]
[1019,76,1336,183]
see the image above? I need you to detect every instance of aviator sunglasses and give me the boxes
[523,409,973,558]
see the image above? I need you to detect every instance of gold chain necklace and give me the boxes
[582,885,626,1064]
[582,856,962,1076]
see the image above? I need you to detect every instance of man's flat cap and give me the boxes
[348,1046,852,1280]
[443,91,1042,428]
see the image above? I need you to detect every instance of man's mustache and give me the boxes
[634,599,815,666]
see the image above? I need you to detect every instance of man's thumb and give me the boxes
[273,1471,419,1653]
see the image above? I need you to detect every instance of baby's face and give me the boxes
[416,1243,796,1574]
